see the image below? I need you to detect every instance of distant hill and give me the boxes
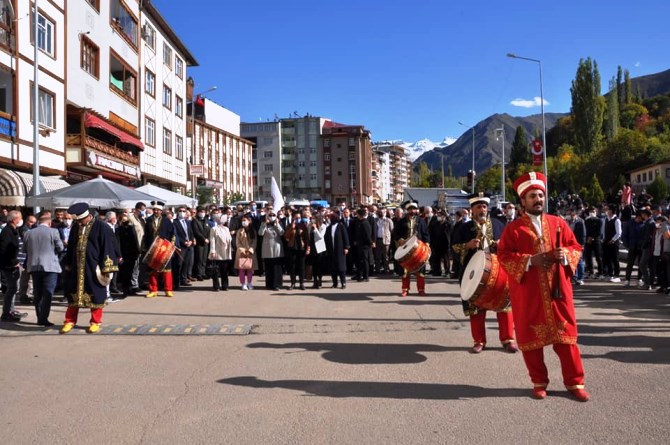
[414,112,566,177]
[630,68,670,99]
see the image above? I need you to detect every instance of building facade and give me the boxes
[240,121,281,202]
[189,91,253,203]
[139,0,197,192]
[0,0,69,206]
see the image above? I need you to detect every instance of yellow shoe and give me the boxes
[87,323,101,334]
[146,292,158,298]
[165,291,174,298]
[59,322,75,334]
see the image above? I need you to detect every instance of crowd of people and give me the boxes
[5,175,665,402]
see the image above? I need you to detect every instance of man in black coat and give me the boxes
[191,206,211,280]
[353,208,372,281]
[341,208,357,277]
[173,206,195,288]
[325,212,350,288]
[0,210,28,321]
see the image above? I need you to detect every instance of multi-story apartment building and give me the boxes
[240,121,281,202]
[65,0,147,185]
[372,142,411,203]
[322,121,372,206]
[372,145,392,203]
[139,1,197,193]
[188,85,253,203]
[280,116,327,200]
[0,0,69,206]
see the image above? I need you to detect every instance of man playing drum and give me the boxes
[392,201,430,297]
[144,201,176,298]
[497,172,589,402]
[452,193,518,354]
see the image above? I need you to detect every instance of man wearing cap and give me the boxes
[60,203,119,334]
[497,172,589,402]
[391,200,430,296]
[452,193,517,354]
[144,201,176,298]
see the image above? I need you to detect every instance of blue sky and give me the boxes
[153,0,670,143]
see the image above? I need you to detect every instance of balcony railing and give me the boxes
[67,133,140,165]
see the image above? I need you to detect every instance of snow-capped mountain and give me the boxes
[401,137,456,161]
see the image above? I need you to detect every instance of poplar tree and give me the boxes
[617,66,624,109]
[570,58,605,154]
[624,69,633,104]
[509,125,531,174]
[606,77,620,141]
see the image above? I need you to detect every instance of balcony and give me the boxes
[282,154,295,161]
[66,133,140,165]
[283,140,296,148]
[282,127,295,135]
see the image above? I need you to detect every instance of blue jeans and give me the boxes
[31,271,58,323]
[1,267,20,316]
[576,252,585,281]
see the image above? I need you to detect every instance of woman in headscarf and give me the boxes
[208,212,233,291]
[234,214,257,290]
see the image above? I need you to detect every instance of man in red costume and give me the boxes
[391,201,430,297]
[144,201,176,298]
[498,172,589,402]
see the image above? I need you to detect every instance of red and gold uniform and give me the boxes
[497,171,589,402]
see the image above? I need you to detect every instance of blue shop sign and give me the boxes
[0,116,16,137]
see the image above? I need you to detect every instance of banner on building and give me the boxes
[271,176,284,209]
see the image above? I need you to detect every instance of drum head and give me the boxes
[394,235,418,261]
[460,250,486,300]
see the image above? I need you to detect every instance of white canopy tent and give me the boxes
[135,183,198,208]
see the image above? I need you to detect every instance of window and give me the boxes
[324,166,331,175]
[110,52,137,104]
[145,117,155,147]
[145,69,155,96]
[310,174,317,180]
[324,139,331,148]
[32,10,55,57]
[162,85,171,109]
[163,43,172,68]
[310,147,316,154]
[310,161,317,167]
[111,0,138,48]
[642,173,647,182]
[324,153,331,161]
[264,178,272,185]
[85,0,100,11]
[80,36,99,78]
[163,128,172,155]
[175,56,183,79]
[298,161,305,167]
[325,179,331,189]
[31,86,55,129]
[142,22,155,50]
[264,164,273,172]
[337,171,342,176]
[263,137,273,145]
[349,151,355,160]
[264,151,273,158]
[348,137,355,146]
[175,95,183,117]
[175,135,183,160]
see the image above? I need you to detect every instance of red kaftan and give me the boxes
[497,214,582,351]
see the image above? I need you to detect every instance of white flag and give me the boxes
[270,176,285,210]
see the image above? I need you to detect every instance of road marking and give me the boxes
[0,323,253,336]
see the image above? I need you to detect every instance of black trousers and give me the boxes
[357,246,371,279]
[584,240,603,276]
[211,260,231,290]
[264,257,284,290]
[602,242,620,277]
[193,244,208,279]
[287,249,306,285]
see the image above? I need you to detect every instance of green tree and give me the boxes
[476,165,503,194]
[605,77,620,142]
[624,69,633,104]
[582,174,604,206]
[570,57,605,154]
[414,162,432,187]
[617,66,624,109]
[509,126,531,174]
[646,175,669,204]
[197,187,215,206]
[620,103,649,129]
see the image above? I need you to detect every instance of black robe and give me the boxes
[64,219,119,308]
[325,222,350,273]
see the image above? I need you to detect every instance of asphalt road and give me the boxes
[1,274,669,445]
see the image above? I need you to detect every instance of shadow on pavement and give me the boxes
[218,376,528,400]
[369,298,460,306]
[246,342,468,364]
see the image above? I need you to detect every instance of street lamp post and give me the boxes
[507,52,548,207]
[189,86,217,199]
[495,126,505,202]
[32,0,41,212]
[458,121,475,193]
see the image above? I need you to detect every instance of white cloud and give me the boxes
[510,97,549,108]
[635,61,641,67]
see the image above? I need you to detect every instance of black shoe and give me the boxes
[290,284,296,289]
[340,284,346,289]
[39,321,55,327]
[1,313,22,322]
[299,285,306,290]
[181,282,193,287]
[19,297,33,305]
[364,278,370,282]
[331,283,338,288]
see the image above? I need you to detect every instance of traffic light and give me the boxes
[467,170,473,188]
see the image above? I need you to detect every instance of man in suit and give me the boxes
[325,212,350,288]
[0,210,28,322]
[192,206,211,280]
[174,206,195,287]
[353,208,373,282]
[127,202,146,292]
[23,210,64,326]
[341,208,357,277]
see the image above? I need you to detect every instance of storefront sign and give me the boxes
[0,116,16,138]
[87,150,140,178]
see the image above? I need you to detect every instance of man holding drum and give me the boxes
[452,193,518,354]
[497,172,589,402]
[392,201,430,297]
[144,201,177,298]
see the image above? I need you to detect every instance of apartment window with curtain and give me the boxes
[163,43,172,68]
[145,117,155,147]
[162,85,172,110]
[145,69,155,96]
[30,84,55,129]
[110,0,138,48]
[163,128,172,155]
[109,51,137,104]
[175,56,183,79]
[175,135,183,160]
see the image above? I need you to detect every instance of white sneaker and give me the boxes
[576,280,585,286]
[610,277,621,283]
[638,280,645,288]
[241,284,248,291]
[247,284,253,290]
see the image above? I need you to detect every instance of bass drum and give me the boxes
[460,250,510,311]
[143,237,176,272]
[394,235,431,274]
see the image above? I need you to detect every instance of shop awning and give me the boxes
[84,113,144,151]
[0,169,71,206]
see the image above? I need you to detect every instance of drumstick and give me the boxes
[553,226,563,299]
